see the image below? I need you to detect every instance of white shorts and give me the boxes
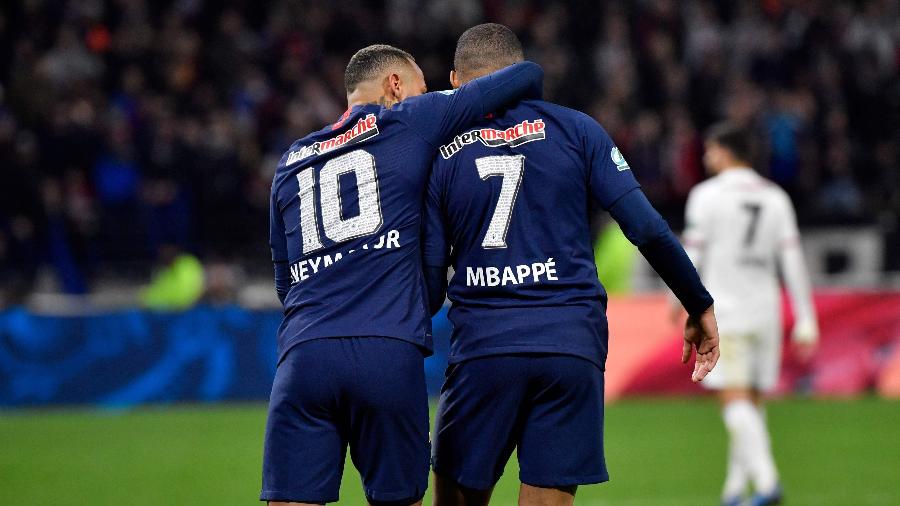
[702,326,782,392]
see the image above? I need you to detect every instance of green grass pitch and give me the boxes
[1,398,898,505]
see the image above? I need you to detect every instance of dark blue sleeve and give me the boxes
[273,262,289,305]
[405,61,544,146]
[270,183,289,305]
[609,188,714,316]
[424,266,448,316]
[584,117,641,209]
[422,161,451,267]
[422,161,450,315]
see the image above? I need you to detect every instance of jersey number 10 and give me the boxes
[296,149,384,255]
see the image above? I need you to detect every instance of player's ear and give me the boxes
[385,72,403,99]
[450,70,461,89]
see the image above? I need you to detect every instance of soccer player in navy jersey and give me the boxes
[263,44,543,506]
[422,25,720,506]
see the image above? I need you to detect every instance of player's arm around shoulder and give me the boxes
[397,61,544,147]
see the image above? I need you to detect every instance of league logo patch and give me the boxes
[611,147,630,171]
[285,114,380,165]
[440,119,546,159]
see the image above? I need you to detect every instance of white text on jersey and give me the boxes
[465,258,558,287]
[289,229,400,284]
[286,114,380,165]
[440,119,546,159]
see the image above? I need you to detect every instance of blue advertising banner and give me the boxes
[0,306,452,408]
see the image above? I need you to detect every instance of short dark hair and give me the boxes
[344,44,415,94]
[454,23,524,76]
[705,122,756,163]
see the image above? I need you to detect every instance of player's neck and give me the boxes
[347,95,398,109]
[718,165,754,175]
[347,83,399,109]
[456,67,499,85]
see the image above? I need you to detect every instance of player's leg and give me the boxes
[432,473,493,506]
[268,502,323,505]
[745,329,784,504]
[716,354,780,503]
[718,388,751,505]
[344,337,430,506]
[260,340,347,504]
[517,484,577,506]
[516,355,607,506]
[432,356,530,506]
[742,394,781,505]
[704,331,753,504]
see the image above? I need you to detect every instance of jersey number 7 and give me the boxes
[741,202,762,247]
[476,155,525,249]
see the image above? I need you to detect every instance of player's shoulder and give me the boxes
[744,171,793,205]
[273,125,328,179]
[522,100,617,153]
[687,176,719,201]
[528,100,600,128]
[276,107,387,173]
[274,128,325,174]
[764,180,796,213]
[389,90,453,116]
[758,173,789,196]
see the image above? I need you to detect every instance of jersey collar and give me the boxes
[719,166,756,178]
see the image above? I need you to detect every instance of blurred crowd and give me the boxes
[1,0,898,301]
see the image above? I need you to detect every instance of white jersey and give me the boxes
[683,168,818,343]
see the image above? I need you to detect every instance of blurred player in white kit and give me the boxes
[678,123,819,506]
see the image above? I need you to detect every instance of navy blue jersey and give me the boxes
[269,62,543,362]
[423,100,640,367]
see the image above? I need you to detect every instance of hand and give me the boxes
[792,340,817,363]
[669,304,686,326]
[682,305,720,383]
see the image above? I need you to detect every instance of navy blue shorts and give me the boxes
[432,354,607,490]
[260,337,429,504]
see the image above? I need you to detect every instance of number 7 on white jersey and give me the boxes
[476,155,525,249]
